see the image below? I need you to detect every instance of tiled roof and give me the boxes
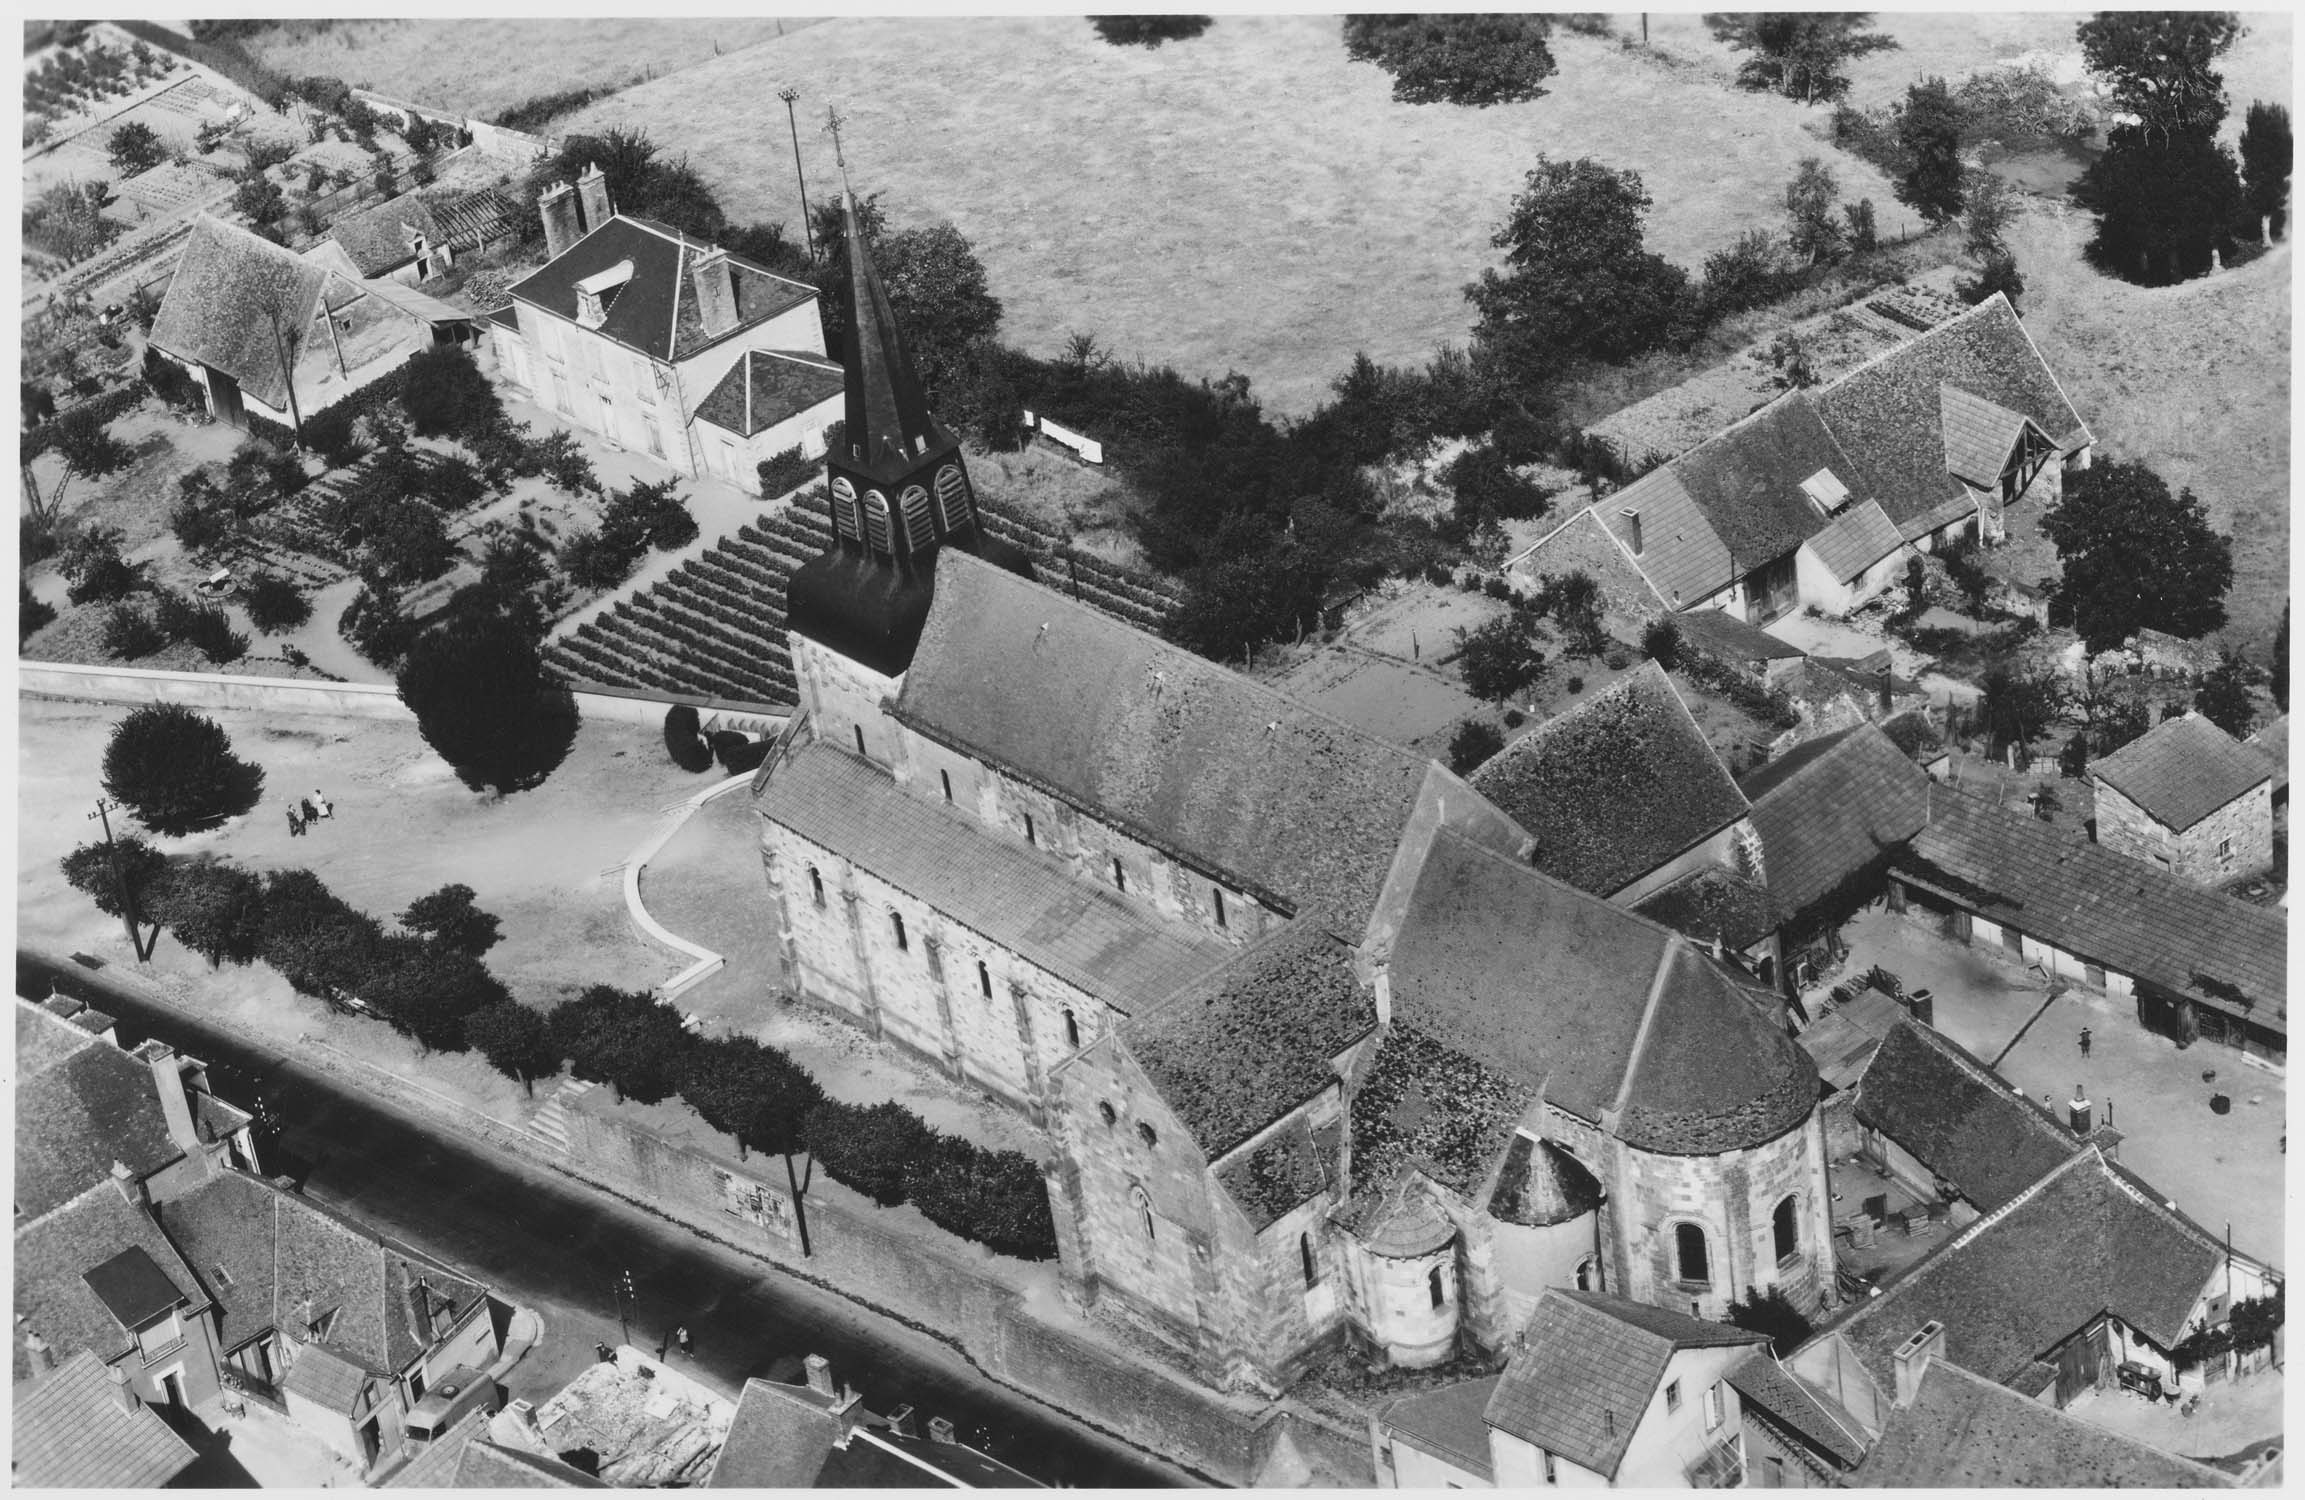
[284,1340,381,1413]
[860,1428,1043,1486]
[1850,1359,2231,1488]
[150,215,330,409]
[11,1350,199,1489]
[357,276,474,327]
[1488,1134,1604,1228]
[1469,661,1749,896]
[1725,1352,1867,1469]
[2245,715,2287,793]
[1595,462,1734,607]
[1127,920,1371,1158]
[507,215,815,363]
[1485,1291,1765,1479]
[1817,1149,2221,1394]
[1631,864,1781,952]
[2091,712,2273,832]
[894,549,1483,937]
[1801,498,1903,582]
[1743,725,1932,923]
[14,1184,210,1381]
[1382,1375,1500,1480]
[694,347,843,437]
[1812,294,2091,531]
[17,996,97,1076]
[1214,1114,1338,1230]
[708,1379,845,1489]
[1669,605,1806,664]
[1345,1024,1530,1203]
[1794,986,1905,1091]
[458,1440,610,1488]
[14,1009,183,1220]
[1852,1020,2084,1212]
[758,742,1236,1013]
[323,193,445,276]
[1392,831,1815,1154]
[1938,383,2036,488]
[1901,785,2286,1025]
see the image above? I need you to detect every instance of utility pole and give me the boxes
[266,301,303,445]
[778,88,815,265]
[89,798,153,961]
[615,1267,635,1348]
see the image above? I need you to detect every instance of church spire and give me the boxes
[838,188,942,483]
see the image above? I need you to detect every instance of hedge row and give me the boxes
[23,384,147,459]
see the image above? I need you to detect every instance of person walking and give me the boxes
[313,788,332,821]
[286,803,304,837]
[675,1325,692,1357]
[2079,1026,2093,1058]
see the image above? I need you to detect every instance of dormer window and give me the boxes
[1799,467,1849,516]
[573,260,633,330]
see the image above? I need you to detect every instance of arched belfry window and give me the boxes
[1675,1222,1711,1285]
[899,485,933,549]
[862,490,892,552]
[830,477,861,540]
[933,463,973,530]
[1773,1195,1800,1263]
[1132,1185,1155,1242]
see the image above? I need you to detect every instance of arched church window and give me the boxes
[1575,1257,1597,1292]
[977,960,992,999]
[830,477,861,540]
[862,490,892,552]
[890,911,908,951]
[1675,1222,1711,1285]
[1132,1185,1155,1242]
[1773,1195,1800,1263]
[808,867,824,908]
[1428,1265,1449,1309]
[1063,1008,1080,1048]
[899,485,933,549]
[934,464,972,530]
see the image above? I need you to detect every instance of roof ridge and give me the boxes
[1893,1021,2081,1151]
[1994,291,2097,447]
[2089,1147,2231,1259]
[1747,1348,1870,1460]
[1816,288,2010,395]
[1842,1146,2099,1336]
[1923,1360,2235,1485]
[1608,934,1685,1123]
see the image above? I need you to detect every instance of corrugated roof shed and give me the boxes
[1381,1375,1500,1480]
[758,741,1235,1013]
[1743,725,1932,923]
[1468,661,1750,897]
[1850,1359,2231,1488]
[1852,1019,2083,1211]
[1900,785,2286,1025]
[694,348,842,438]
[11,1350,199,1489]
[1485,1291,1764,1479]
[150,215,329,409]
[2091,712,2273,832]
[507,216,814,363]
[1801,497,1903,582]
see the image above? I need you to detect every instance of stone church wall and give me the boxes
[1607,1114,1834,1321]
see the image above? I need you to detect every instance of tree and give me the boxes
[24,179,123,263]
[2194,651,2256,739]
[34,405,135,521]
[59,522,138,604]
[1783,157,1844,264]
[1643,616,1682,670]
[1090,15,1211,47]
[606,478,698,552]
[1977,663,2065,758]
[1698,229,1792,317]
[547,128,728,242]
[20,583,57,644]
[549,986,690,1105]
[1958,248,2025,309]
[340,581,417,669]
[232,171,286,228]
[60,834,169,923]
[1447,718,1505,774]
[464,1001,558,1096]
[1454,610,1548,701]
[2076,11,2242,141]
[102,704,265,836]
[146,856,265,969]
[1843,197,1879,253]
[2273,602,2288,712]
[1963,171,2019,255]
[107,120,165,176]
[1447,443,1549,524]
[243,573,312,631]
[1468,156,1692,378]
[395,610,580,793]
[398,882,503,956]
[1342,15,1559,107]
[256,868,384,1001]
[2079,125,2246,283]
[1704,13,1898,104]
[2239,101,2292,242]
[362,934,507,1053]
[1895,76,1967,224]
[2041,459,2235,650]
[806,1098,934,1206]
[811,202,1003,409]
[1726,1285,1815,1358]
[664,704,716,773]
[399,345,502,440]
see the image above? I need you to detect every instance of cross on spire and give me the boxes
[821,103,850,192]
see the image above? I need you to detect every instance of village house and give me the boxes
[148,214,475,433]
[1375,1290,1768,1488]
[320,191,453,285]
[489,165,840,491]
[755,194,1841,1394]
[11,1348,202,1489]
[1520,293,2093,625]
[2090,711,2276,886]
[707,1353,1042,1487]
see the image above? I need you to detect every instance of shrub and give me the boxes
[1699,229,1793,317]
[1447,719,1505,774]
[905,1139,1059,1260]
[340,583,417,669]
[20,584,58,643]
[398,344,502,441]
[710,729,768,774]
[102,703,264,835]
[1502,708,1525,729]
[243,573,312,631]
[1089,15,1211,47]
[66,537,138,606]
[755,444,815,497]
[142,345,201,409]
[663,704,715,772]
[102,604,165,659]
[258,868,384,1000]
[1455,611,1547,701]
[1643,616,1682,669]
[398,882,503,956]
[464,1001,558,1092]
[1448,443,1551,524]
[298,404,361,466]
[806,1098,934,1206]
[558,528,635,590]
[549,985,691,1105]
[395,611,580,793]
[1567,675,1584,693]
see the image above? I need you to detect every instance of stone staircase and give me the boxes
[525,1075,598,1151]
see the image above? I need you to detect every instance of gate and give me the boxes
[2053,1322,2108,1406]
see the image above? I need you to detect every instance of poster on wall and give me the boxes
[715,1168,797,1242]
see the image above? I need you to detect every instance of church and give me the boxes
[753,192,1837,1394]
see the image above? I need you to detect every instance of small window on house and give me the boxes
[809,867,825,908]
[1543,1451,1558,1485]
[854,724,868,758]
[1063,1008,1080,1048]
[1300,1233,1320,1287]
[1212,887,1228,928]
[1428,1265,1448,1309]
[1665,1379,1683,1413]
[1675,1222,1710,1285]
[1133,1185,1155,1242]
[1112,857,1127,893]
[940,769,953,802]
[978,960,992,999]
[890,911,908,951]
[1137,1121,1158,1149]
[1773,1195,1799,1264]
[1024,813,1036,847]
[213,1264,235,1288]
[2219,837,2234,858]
[1098,1101,1117,1127]
[1704,1382,1724,1431]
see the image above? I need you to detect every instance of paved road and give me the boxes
[19,950,1193,1487]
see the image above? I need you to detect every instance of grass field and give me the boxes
[559,14,1900,416]
[235,17,824,121]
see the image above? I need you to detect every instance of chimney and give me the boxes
[691,246,738,340]
[538,182,580,261]
[109,1159,144,1206]
[803,1353,835,1397]
[1620,507,1643,555]
[139,1041,203,1158]
[22,1330,53,1376]
[2068,1083,2093,1136]
[575,163,612,234]
[1371,952,1393,1029]
[108,1363,139,1414]
[1892,1320,1946,1407]
[1880,665,1895,714]
[928,1415,957,1446]
[886,1404,918,1439]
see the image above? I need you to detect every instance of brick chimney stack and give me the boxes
[886,1404,918,1439]
[691,246,738,339]
[137,1041,203,1160]
[576,163,613,234]
[803,1353,834,1397]
[538,182,580,261]
[928,1415,957,1445]
[2068,1083,2093,1136]
[109,1159,144,1206]
[108,1363,139,1414]
[1892,1320,1946,1407]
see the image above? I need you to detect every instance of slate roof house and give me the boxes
[1523,293,2093,626]
[2091,711,2276,886]
[754,196,1843,1396]
[321,192,453,284]
[11,1348,201,1489]
[149,214,475,433]
[707,1353,1042,1487]
[491,165,839,492]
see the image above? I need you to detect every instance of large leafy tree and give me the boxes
[30,406,135,522]
[811,195,1002,410]
[107,120,166,176]
[398,882,503,956]
[1467,156,1691,378]
[548,985,691,1105]
[362,934,508,1054]
[2239,101,2293,241]
[464,1001,559,1096]
[395,611,579,793]
[102,704,265,836]
[24,179,123,263]
[2078,125,2245,284]
[1704,13,1898,104]
[544,128,727,242]
[1342,14,1559,107]
[1783,157,1844,264]
[1090,16,1210,48]
[1454,610,1549,702]
[2041,459,2234,651]
[681,1035,825,1250]
[146,856,266,969]
[398,344,502,441]
[1894,76,1967,225]
[2076,11,2242,141]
